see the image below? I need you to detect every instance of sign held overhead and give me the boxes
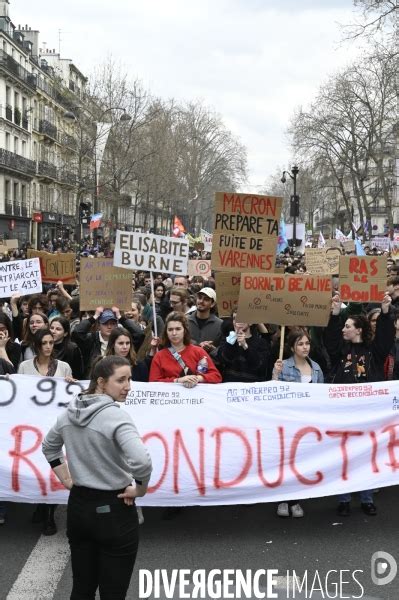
[113,230,189,275]
[212,192,282,272]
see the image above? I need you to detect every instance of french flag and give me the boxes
[90,213,103,230]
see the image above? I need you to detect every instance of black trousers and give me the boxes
[67,485,139,600]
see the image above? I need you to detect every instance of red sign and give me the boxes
[32,213,43,223]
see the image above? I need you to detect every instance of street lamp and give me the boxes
[281,165,299,250]
[64,107,131,245]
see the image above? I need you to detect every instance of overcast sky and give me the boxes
[11,0,361,188]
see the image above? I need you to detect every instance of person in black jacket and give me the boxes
[324,292,394,517]
[325,293,394,385]
[0,313,21,370]
[0,354,14,524]
[50,316,84,380]
[217,313,270,382]
[72,306,145,378]
[105,327,158,383]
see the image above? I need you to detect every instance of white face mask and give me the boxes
[226,331,237,345]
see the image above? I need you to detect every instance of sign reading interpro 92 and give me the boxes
[113,230,189,275]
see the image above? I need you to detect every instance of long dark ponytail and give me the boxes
[84,356,131,394]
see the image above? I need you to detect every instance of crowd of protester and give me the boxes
[0,241,398,531]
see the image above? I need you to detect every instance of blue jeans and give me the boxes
[338,489,373,503]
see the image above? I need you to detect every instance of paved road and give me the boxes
[0,488,398,599]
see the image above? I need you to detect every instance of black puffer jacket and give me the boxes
[72,316,145,378]
[324,312,394,383]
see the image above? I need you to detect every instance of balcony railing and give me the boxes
[0,50,37,90]
[61,133,77,150]
[4,202,29,217]
[39,119,58,141]
[37,160,57,180]
[0,148,36,176]
[59,170,77,186]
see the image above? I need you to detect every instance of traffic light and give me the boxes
[79,202,92,224]
[290,194,300,217]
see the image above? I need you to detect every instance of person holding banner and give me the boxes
[105,327,158,382]
[50,317,84,380]
[216,312,270,383]
[0,313,21,370]
[42,356,152,600]
[18,328,72,535]
[325,292,394,517]
[20,312,50,361]
[149,312,222,387]
[271,328,324,519]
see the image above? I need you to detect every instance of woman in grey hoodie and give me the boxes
[42,355,152,600]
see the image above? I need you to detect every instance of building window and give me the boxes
[5,180,11,202]
[13,182,19,202]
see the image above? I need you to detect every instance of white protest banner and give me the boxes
[113,230,189,275]
[371,237,390,252]
[1,376,399,506]
[0,258,42,298]
[200,229,213,252]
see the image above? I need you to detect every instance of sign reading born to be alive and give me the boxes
[339,256,387,303]
[0,258,42,298]
[212,192,282,272]
[113,230,189,275]
[79,257,133,311]
[236,273,332,326]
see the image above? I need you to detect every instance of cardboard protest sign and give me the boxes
[80,257,132,311]
[212,192,282,272]
[215,272,241,317]
[339,256,387,302]
[305,249,330,274]
[27,250,76,284]
[188,260,211,278]
[325,247,341,275]
[324,239,341,249]
[0,258,42,298]
[5,239,19,249]
[236,273,332,326]
[342,239,356,253]
[113,230,189,275]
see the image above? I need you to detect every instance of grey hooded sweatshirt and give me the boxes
[42,393,152,490]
